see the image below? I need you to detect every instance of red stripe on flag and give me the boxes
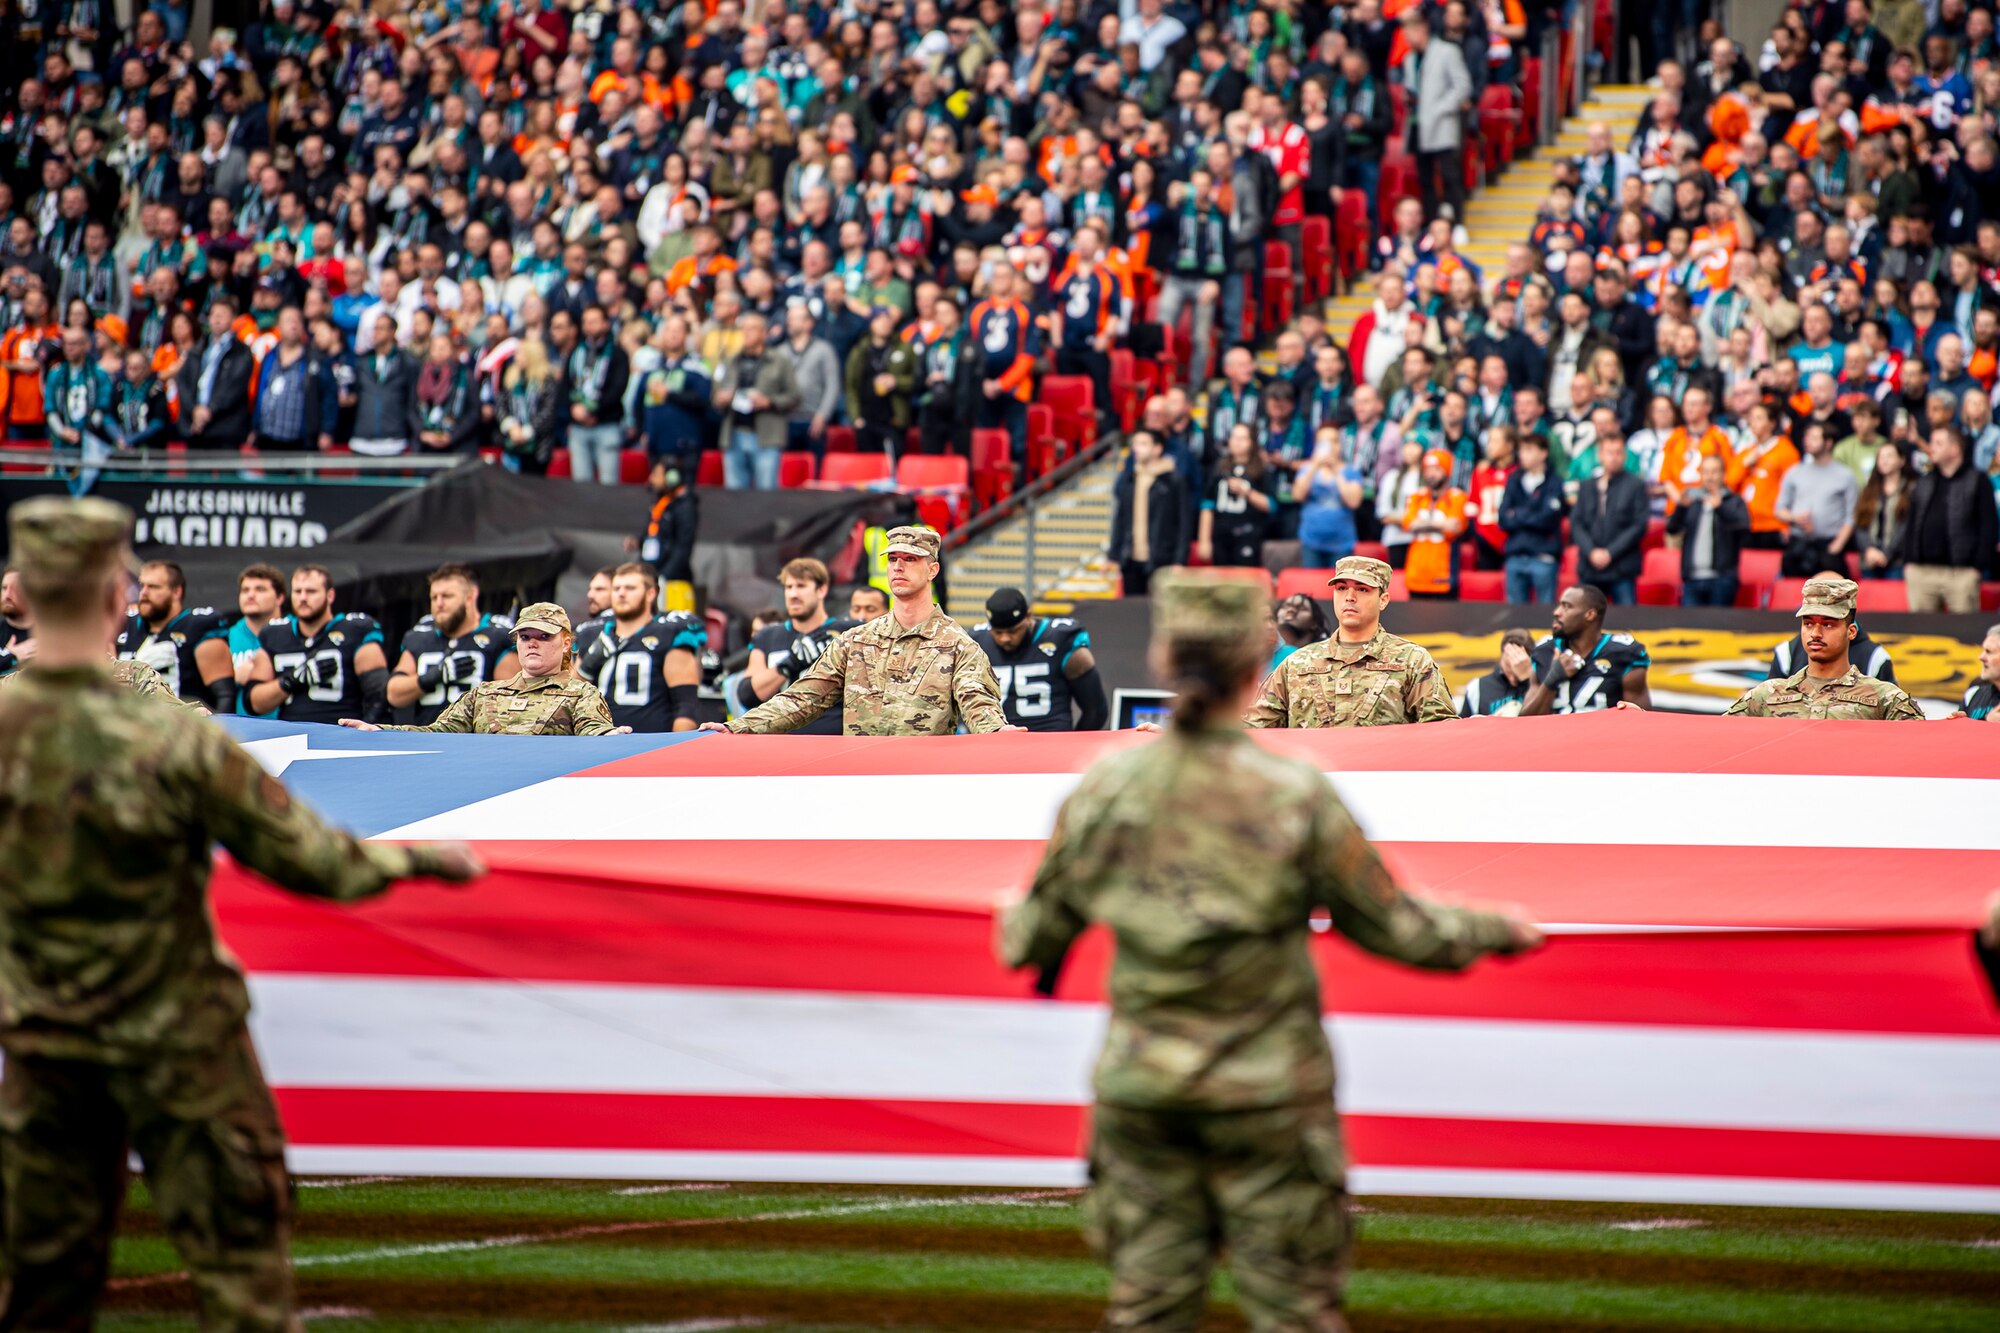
[214,869,2000,1035]
[274,1087,2000,1188]
[576,717,2000,781]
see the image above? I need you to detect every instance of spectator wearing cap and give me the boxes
[1401,446,1470,598]
[1895,424,1999,612]
[349,603,624,736]
[1110,431,1188,598]
[1570,427,1651,605]
[971,587,1109,733]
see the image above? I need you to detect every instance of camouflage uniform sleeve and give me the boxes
[952,637,1009,733]
[1243,660,1289,728]
[1304,777,1517,970]
[728,633,848,734]
[381,684,481,733]
[998,785,1097,984]
[1407,655,1458,723]
[1721,685,1765,717]
[569,679,619,735]
[1883,687,1927,722]
[188,716,437,899]
[121,659,209,714]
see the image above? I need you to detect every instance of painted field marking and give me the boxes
[110,1189,1083,1292]
[1607,1219,1708,1231]
[613,1183,735,1197]
[297,1176,399,1190]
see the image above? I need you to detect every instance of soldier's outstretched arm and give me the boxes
[953,644,1009,733]
[999,793,1095,994]
[190,718,478,899]
[726,635,848,734]
[1243,662,1288,728]
[1306,781,1532,970]
[381,686,479,733]
[1887,690,1927,722]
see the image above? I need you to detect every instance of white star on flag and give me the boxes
[239,733,435,777]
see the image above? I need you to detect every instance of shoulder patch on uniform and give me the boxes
[258,770,292,814]
[1040,641,1057,656]
[328,631,345,644]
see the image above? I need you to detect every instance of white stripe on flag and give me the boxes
[374,771,2000,850]
[249,976,2000,1140]
[278,1146,2000,1213]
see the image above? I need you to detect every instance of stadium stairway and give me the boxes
[945,84,1657,615]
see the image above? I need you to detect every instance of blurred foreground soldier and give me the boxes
[114,559,238,710]
[738,559,859,735]
[1247,556,1457,727]
[999,571,1542,1333]
[1725,580,1926,720]
[388,564,519,726]
[575,565,706,732]
[343,604,622,735]
[0,497,483,1332]
[706,527,1011,735]
[971,588,1109,731]
[0,656,206,713]
[1460,628,1538,717]
[1948,625,2000,721]
[1520,585,1652,715]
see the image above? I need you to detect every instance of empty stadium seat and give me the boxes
[548,449,573,480]
[1737,550,1783,607]
[778,451,817,488]
[1275,569,1339,601]
[1039,377,1097,451]
[696,451,724,486]
[619,449,652,485]
[1459,571,1506,602]
[1637,547,1682,605]
[1300,215,1334,301]
[970,428,1014,508]
[821,452,892,486]
[823,424,857,453]
[1198,567,1275,596]
[1354,541,1389,564]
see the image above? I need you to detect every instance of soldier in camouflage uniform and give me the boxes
[1725,579,1927,721]
[1247,555,1457,728]
[1,655,208,713]
[705,526,1011,736]
[0,497,483,1332]
[1000,571,1541,1333]
[340,603,623,736]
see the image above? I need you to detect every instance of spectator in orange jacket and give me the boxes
[1401,447,1469,597]
[0,288,63,443]
[1730,401,1801,545]
[1657,385,1740,509]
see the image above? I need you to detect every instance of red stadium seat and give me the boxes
[1300,215,1334,301]
[896,454,969,489]
[318,445,357,480]
[1637,547,1682,605]
[1109,348,1143,433]
[1354,541,1389,563]
[1379,152,1416,231]
[1459,571,1506,602]
[1559,546,1579,590]
[696,451,724,486]
[1984,582,2000,612]
[1387,570,1408,601]
[1040,376,1097,451]
[821,453,892,486]
[1335,192,1372,282]
[619,449,652,485]
[1261,242,1296,334]
[778,451,817,488]
[703,607,729,654]
[912,494,959,534]
[1276,569,1339,601]
[1519,58,1543,156]
[1198,567,1275,596]
[1642,517,1667,552]
[1854,579,1918,614]
[823,424,857,453]
[479,446,502,465]
[970,428,1014,508]
[1738,549,1783,608]
[548,449,573,480]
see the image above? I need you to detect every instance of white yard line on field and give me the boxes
[109,1189,1083,1291]
[297,1176,400,1189]
[612,1183,735,1196]
[1607,1219,1708,1231]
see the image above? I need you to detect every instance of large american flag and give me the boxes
[216,717,2000,1212]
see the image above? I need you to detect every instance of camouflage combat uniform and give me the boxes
[1724,578,1926,721]
[1246,628,1457,728]
[1001,572,1522,1333]
[725,602,1007,735]
[378,602,619,735]
[380,670,619,734]
[0,498,469,1333]
[0,657,208,713]
[1247,556,1456,729]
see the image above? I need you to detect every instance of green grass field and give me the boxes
[101,1178,2000,1331]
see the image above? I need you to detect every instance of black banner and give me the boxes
[0,478,404,553]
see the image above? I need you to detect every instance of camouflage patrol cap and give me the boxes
[512,602,574,637]
[1328,555,1393,592]
[882,525,942,560]
[1153,570,1270,644]
[1795,578,1859,619]
[8,496,141,587]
